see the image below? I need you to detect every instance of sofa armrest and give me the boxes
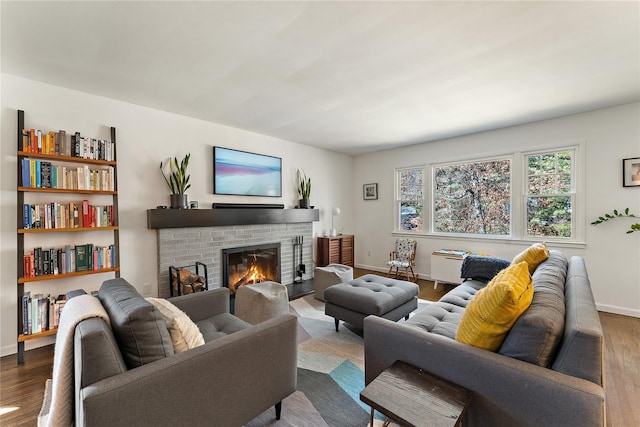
[77,313,297,427]
[167,287,230,322]
[364,316,604,427]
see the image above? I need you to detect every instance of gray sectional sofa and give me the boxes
[364,250,605,427]
[73,278,297,427]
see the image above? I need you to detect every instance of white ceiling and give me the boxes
[2,1,639,155]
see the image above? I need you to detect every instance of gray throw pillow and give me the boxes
[99,278,174,369]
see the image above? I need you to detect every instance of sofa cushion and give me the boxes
[146,297,205,353]
[512,242,549,274]
[406,281,484,339]
[99,279,174,368]
[456,261,534,351]
[460,255,511,283]
[499,250,567,366]
[196,313,252,342]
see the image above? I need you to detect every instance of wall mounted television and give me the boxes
[213,146,282,197]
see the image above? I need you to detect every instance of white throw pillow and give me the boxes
[146,297,205,353]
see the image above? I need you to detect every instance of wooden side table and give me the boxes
[360,361,471,427]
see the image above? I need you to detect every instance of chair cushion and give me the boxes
[387,260,411,268]
[460,255,511,283]
[456,261,534,351]
[99,278,174,368]
[146,297,205,353]
[513,242,549,275]
[195,313,252,342]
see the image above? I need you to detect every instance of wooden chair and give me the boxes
[387,238,417,282]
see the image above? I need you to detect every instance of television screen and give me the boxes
[213,147,282,197]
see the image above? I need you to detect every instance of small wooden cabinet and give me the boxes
[317,235,354,267]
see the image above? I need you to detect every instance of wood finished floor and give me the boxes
[1,270,638,427]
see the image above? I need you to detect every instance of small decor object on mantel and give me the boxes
[363,183,378,200]
[623,157,640,187]
[297,168,311,208]
[160,153,191,209]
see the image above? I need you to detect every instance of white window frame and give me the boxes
[392,141,585,246]
[520,143,584,243]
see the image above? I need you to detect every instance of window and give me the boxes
[433,158,511,235]
[394,144,581,242]
[525,150,574,238]
[396,167,424,231]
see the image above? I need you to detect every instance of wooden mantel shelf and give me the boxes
[147,208,319,229]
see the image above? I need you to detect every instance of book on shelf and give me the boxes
[22,292,31,335]
[21,158,31,187]
[75,244,88,271]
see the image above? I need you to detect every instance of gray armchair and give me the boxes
[73,279,298,427]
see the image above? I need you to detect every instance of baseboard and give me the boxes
[0,343,17,358]
[596,303,640,318]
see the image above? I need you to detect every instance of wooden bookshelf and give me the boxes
[16,109,120,364]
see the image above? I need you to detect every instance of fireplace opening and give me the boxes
[222,243,281,293]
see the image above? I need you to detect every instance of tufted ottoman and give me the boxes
[324,274,419,331]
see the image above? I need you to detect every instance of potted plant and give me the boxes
[160,153,191,209]
[297,169,311,208]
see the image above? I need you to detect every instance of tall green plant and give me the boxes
[160,153,191,194]
[297,169,311,199]
[591,208,639,234]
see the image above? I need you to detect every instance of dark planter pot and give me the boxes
[299,198,310,209]
[170,194,188,209]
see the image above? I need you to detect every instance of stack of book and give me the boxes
[23,243,117,278]
[22,200,115,230]
[432,249,469,259]
[21,293,66,335]
[21,128,114,161]
[20,159,115,191]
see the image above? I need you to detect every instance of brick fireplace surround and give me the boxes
[148,208,319,298]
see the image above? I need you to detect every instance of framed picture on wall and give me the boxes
[363,183,378,200]
[623,157,640,187]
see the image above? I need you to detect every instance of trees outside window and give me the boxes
[433,159,511,235]
[394,146,579,241]
[526,151,573,238]
[397,167,424,231]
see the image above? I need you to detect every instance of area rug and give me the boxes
[246,295,428,427]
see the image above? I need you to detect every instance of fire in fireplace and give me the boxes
[222,243,281,293]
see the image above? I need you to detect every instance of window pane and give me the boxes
[529,176,541,194]
[434,159,510,235]
[527,196,572,237]
[399,202,423,231]
[399,170,423,199]
[558,173,571,193]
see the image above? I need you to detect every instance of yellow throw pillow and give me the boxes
[512,242,549,275]
[455,261,534,351]
[146,297,205,353]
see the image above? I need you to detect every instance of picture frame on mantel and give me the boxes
[623,157,640,187]
[363,183,378,200]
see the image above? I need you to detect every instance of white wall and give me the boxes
[353,102,640,317]
[0,75,354,356]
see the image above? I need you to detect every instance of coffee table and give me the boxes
[360,361,471,427]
